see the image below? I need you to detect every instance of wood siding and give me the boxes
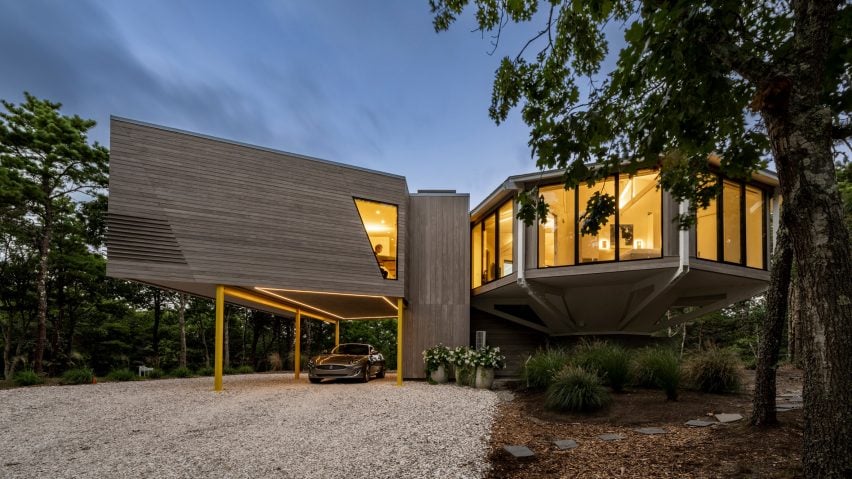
[404,193,470,378]
[107,118,407,298]
[471,308,548,377]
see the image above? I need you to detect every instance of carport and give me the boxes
[211,286,405,391]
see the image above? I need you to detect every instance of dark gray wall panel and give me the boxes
[107,118,407,298]
[404,194,470,378]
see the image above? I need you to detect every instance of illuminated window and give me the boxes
[498,200,514,277]
[483,214,497,282]
[696,198,718,260]
[354,198,398,279]
[723,180,742,264]
[538,185,575,267]
[745,185,765,269]
[618,171,662,260]
[579,177,616,263]
[471,197,516,288]
[472,225,482,288]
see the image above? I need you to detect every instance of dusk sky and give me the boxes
[0,0,609,206]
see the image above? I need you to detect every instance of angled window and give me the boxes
[579,177,616,263]
[354,198,398,279]
[618,170,662,260]
[696,198,718,261]
[723,180,742,264]
[498,200,514,277]
[472,225,482,288]
[483,214,497,282]
[745,185,765,269]
[538,185,576,267]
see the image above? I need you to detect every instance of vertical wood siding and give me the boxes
[403,194,471,378]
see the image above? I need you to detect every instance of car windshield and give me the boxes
[333,344,369,355]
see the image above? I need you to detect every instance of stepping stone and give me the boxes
[714,413,743,423]
[553,439,578,450]
[503,445,535,458]
[598,433,624,441]
[685,419,716,427]
[635,427,667,435]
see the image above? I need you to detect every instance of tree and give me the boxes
[0,93,108,373]
[429,1,851,476]
[178,293,188,369]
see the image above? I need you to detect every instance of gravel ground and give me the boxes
[0,374,499,479]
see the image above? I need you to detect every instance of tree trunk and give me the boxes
[178,293,187,369]
[3,320,13,380]
[250,311,262,370]
[33,204,53,374]
[751,219,793,426]
[197,313,210,368]
[762,12,852,471]
[787,273,804,367]
[152,289,162,367]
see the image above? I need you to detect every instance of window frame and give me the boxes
[694,174,769,270]
[353,197,400,281]
[471,197,515,288]
[535,171,665,269]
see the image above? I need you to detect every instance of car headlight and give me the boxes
[307,359,316,368]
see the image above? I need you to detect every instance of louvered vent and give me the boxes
[107,213,187,264]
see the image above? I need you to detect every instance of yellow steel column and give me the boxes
[214,285,224,392]
[335,320,340,347]
[396,298,404,386]
[294,309,301,380]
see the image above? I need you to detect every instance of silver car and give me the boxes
[307,343,386,383]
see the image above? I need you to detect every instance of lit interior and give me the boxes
[498,201,514,277]
[579,177,616,263]
[538,185,576,267]
[472,198,514,287]
[354,198,398,279]
[618,170,662,260]
[697,198,718,260]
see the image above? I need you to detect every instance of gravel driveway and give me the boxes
[0,374,499,478]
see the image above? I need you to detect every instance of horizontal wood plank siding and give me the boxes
[107,118,407,297]
[403,194,470,378]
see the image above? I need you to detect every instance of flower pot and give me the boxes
[429,364,449,384]
[475,366,495,389]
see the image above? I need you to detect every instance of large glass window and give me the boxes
[471,226,482,288]
[696,198,718,260]
[483,214,497,282]
[694,177,766,269]
[723,180,742,264]
[538,185,576,267]
[579,177,616,263]
[618,171,662,260]
[498,200,514,277]
[471,197,516,287]
[354,198,398,279]
[745,185,765,269]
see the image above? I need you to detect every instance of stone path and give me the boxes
[502,390,804,461]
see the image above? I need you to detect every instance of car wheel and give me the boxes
[362,366,370,383]
[309,377,322,384]
[376,367,385,379]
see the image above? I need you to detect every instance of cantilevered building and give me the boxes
[106,117,777,384]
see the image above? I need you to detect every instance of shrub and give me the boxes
[61,367,94,385]
[521,348,570,390]
[106,369,136,382]
[13,370,43,387]
[196,366,214,376]
[631,347,681,400]
[223,367,239,375]
[684,347,742,394]
[146,369,163,379]
[170,367,192,378]
[572,341,632,393]
[545,365,611,412]
[236,365,254,374]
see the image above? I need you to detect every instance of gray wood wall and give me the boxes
[107,118,407,298]
[404,193,471,378]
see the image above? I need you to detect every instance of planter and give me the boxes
[429,364,449,384]
[475,366,495,389]
[455,366,474,386]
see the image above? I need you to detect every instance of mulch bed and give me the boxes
[487,367,804,478]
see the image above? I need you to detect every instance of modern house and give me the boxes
[106,117,778,385]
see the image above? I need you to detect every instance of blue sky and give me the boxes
[0,0,581,205]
